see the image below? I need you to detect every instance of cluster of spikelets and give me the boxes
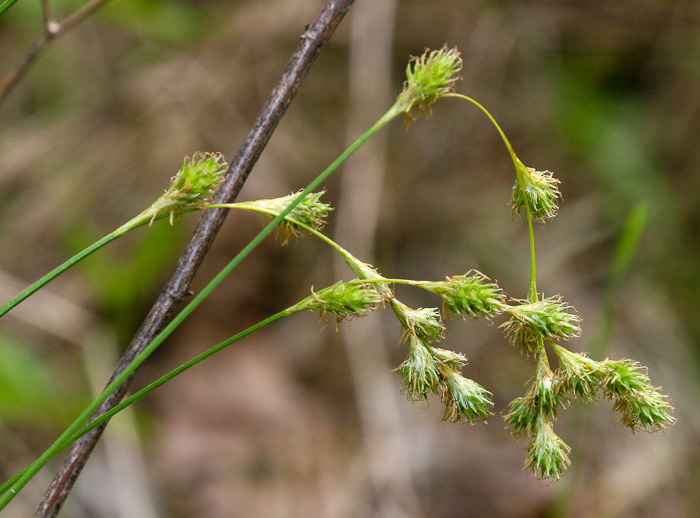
[239,186,674,481]
[226,46,674,481]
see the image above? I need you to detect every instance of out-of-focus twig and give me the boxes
[0,0,111,105]
[34,1,355,516]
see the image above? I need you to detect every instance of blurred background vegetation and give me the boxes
[1,0,698,516]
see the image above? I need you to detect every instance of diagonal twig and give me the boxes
[33,1,355,516]
[0,0,112,105]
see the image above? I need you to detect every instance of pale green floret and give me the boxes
[439,369,493,424]
[429,346,468,370]
[340,257,394,299]
[395,46,462,123]
[505,355,563,438]
[393,301,445,344]
[502,296,581,355]
[601,359,676,432]
[398,333,442,401]
[511,159,561,222]
[524,416,571,480]
[551,344,605,402]
[239,190,333,245]
[504,396,537,439]
[148,152,228,224]
[415,270,506,319]
[601,358,651,395]
[533,360,563,419]
[293,282,381,324]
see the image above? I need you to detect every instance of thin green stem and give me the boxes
[0,0,20,16]
[0,103,402,509]
[447,93,518,164]
[67,310,291,450]
[0,470,25,497]
[525,203,538,303]
[0,306,295,497]
[0,230,120,317]
[0,208,188,318]
[447,93,538,301]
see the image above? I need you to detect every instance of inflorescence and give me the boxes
[233,46,674,481]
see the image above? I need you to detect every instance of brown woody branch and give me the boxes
[0,0,112,105]
[34,1,355,516]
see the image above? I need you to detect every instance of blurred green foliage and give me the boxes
[0,334,84,428]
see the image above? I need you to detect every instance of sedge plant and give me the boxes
[0,46,675,507]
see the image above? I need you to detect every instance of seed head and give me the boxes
[439,369,493,424]
[149,152,227,224]
[240,190,332,245]
[415,270,506,320]
[524,417,571,480]
[396,46,462,124]
[502,296,581,355]
[511,159,561,222]
[293,282,381,325]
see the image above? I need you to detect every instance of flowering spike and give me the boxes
[147,152,227,224]
[511,159,561,222]
[501,296,581,355]
[524,417,571,480]
[293,282,381,324]
[395,46,462,124]
[392,301,445,344]
[439,369,493,424]
[601,359,676,432]
[430,346,468,371]
[551,344,605,402]
[414,270,506,320]
[239,190,333,245]
[397,333,442,402]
